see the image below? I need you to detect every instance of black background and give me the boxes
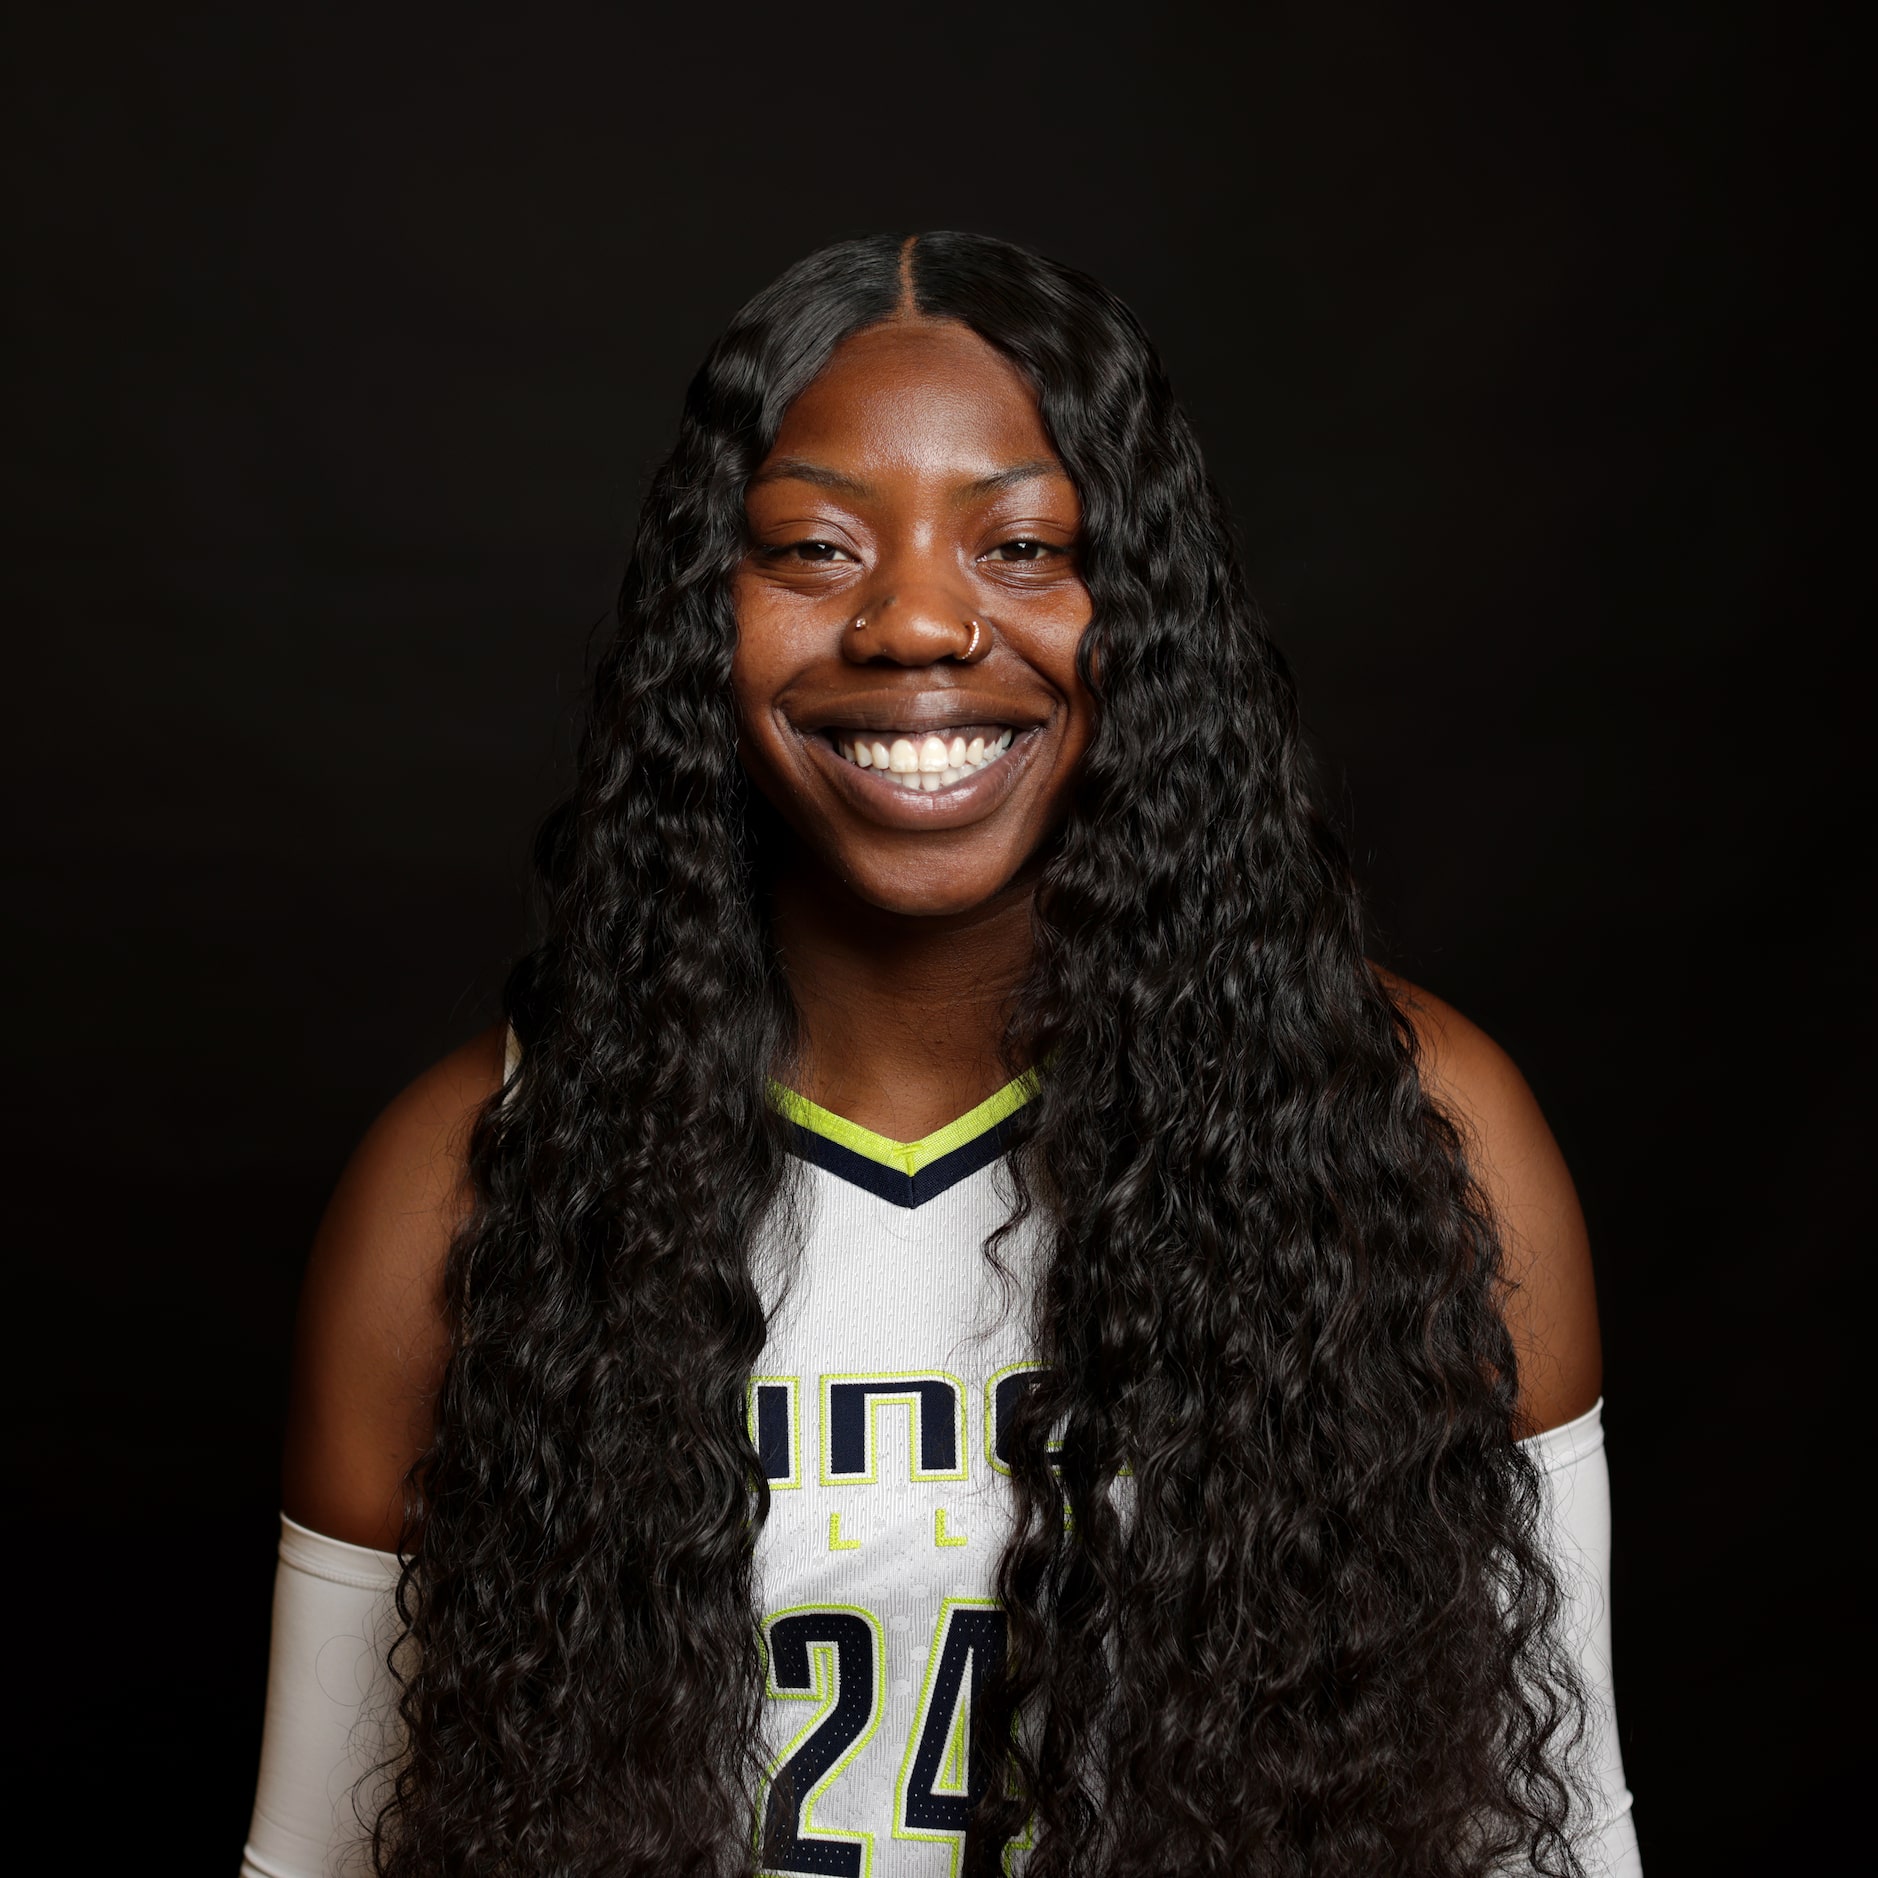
[2,3,1857,1870]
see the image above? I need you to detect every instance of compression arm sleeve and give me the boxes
[1523,1397,1642,1876]
[240,1516,403,1878]
[241,1410,1639,1875]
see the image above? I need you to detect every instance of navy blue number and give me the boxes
[761,1610,879,1877]
[900,1604,1008,1832]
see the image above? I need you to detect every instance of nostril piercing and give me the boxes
[852,616,867,632]
[966,619,982,658]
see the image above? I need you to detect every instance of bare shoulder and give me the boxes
[280,1021,508,1550]
[1374,968,1603,1435]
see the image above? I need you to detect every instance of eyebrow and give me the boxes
[747,458,875,497]
[746,457,1068,503]
[956,459,1066,501]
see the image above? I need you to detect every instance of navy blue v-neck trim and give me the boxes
[784,1112,1019,1209]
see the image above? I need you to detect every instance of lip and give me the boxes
[789,687,1049,741]
[801,722,1046,829]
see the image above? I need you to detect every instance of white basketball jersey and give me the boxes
[751,1075,1043,1878]
[244,1039,1633,1878]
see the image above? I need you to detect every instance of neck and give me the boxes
[768,849,1037,1143]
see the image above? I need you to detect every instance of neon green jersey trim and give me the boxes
[769,1070,1037,1178]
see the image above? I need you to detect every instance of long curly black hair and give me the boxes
[377,232,1590,1877]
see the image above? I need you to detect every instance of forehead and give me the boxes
[765,318,1061,479]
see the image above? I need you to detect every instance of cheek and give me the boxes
[727,640,760,730]
[1037,622,1098,802]
[728,582,785,739]
[1039,616,1096,724]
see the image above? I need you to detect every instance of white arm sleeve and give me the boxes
[1519,1398,1642,1876]
[242,1405,1640,1875]
[241,1516,404,1878]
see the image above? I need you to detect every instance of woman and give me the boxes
[242,232,1640,1877]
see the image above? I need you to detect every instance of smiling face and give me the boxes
[731,318,1095,919]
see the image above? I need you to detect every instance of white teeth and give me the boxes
[833,726,1021,786]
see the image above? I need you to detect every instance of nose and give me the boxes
[842,577,982,668]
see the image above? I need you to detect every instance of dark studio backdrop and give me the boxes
[1,3,1856,1870]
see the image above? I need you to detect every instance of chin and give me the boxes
[840,856,1024,920]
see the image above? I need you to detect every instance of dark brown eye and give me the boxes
[986,539,1051,562]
